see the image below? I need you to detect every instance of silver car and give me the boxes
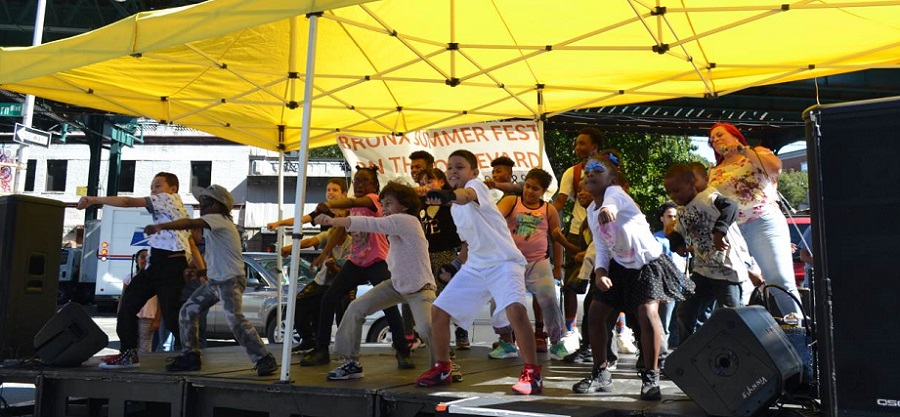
[205,252,316,344]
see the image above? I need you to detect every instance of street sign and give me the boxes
[0,103,22,117]
[12,123,52,148]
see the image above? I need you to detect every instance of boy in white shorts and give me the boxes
[419,149,542,395]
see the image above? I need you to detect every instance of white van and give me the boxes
[91,205,193,310]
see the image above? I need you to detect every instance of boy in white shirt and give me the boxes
[419,149,542,395]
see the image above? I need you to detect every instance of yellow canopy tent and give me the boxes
[4,0,900,381]
[3,0,900,152]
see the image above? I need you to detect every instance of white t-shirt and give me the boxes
[145,193,191,252]
[588,186,662,271]
[451,179,526,269]
[558,164,587,235]
[201,214,244,282]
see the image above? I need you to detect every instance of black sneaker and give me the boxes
[300,348,330,366]
[396,351,415,369]
[640,369,661,401]
[455,327,471,350]
[563,346,593,364]
[292,338,317,354]
[254,353,277,376]
[165,352,201,372]
[572,367,613,393]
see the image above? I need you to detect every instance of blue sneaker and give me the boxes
[327,360,364,380]
[488,340,519,359]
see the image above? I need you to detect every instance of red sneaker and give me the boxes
[511,364,543,395]
[416,361,453,387]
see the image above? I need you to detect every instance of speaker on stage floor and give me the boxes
[664,306,803,417]
[34,302,108,367]
[805,98,900,417]
[0,195,64,361]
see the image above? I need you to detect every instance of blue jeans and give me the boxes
[677,274,742,341]
[740,211,802,315]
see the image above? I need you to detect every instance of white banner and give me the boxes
[337,121,557,197]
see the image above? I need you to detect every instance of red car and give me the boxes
[786,214,811,287]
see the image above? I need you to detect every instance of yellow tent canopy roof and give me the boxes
[3,0,900,152]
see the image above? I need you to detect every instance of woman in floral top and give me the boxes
[707,122,801,315]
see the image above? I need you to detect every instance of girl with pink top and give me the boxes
[492,168,569,360]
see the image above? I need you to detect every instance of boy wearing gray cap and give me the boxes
[144,184,277,376]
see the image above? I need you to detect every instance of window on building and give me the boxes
[118,161,136,193]
[46,160,67,192]
[24,159,36,192]
[191,161,212,189]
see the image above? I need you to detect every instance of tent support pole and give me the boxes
[281,13,319,382]
[274,146,285,355]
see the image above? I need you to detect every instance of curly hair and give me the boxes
[379,181,421,215]
[524,168,552,190]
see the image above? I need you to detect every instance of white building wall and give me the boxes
[21,142,250,236]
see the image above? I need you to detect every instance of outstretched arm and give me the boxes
[144,218,207,235]
[77,195,147,210]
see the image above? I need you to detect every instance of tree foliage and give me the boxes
[308,144,344,159]
[777,169,809,211]
[543,129,703,230]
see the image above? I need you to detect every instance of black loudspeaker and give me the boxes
[0,195,64,360]
[34,302,109,367]
[805,98,900,417]
[664,307,803,417]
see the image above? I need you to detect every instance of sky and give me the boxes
[689,137,805,163]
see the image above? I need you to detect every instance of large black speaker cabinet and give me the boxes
[805,98,900,417]
[664,307,803,417]
[0,195,64,360]
[34,302,108,367]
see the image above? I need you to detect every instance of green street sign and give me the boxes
[0,103,23,117]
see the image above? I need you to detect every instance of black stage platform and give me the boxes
[0,344,706,417]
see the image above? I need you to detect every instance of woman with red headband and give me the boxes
[706,123,801,316]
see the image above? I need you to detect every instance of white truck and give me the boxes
[82,205,193,311]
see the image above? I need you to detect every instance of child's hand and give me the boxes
[280,245,292,257]
[314,214,334,226]
[266,221,280,231]
[598,207,616,224]
[575,250,586,264]
[749,269,765,287]
[144,224,161,235]
[713,231,730,251]
[483,177,497,189]
[426,190,456,205]
[414,185,429,197]
[553,265,563,281]
[595,275,613,292]
[76,196,93,210]
[315,202,331,214]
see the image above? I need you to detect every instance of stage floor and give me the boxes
[1,344,707,417]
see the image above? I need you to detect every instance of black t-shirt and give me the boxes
[419,199,461,252]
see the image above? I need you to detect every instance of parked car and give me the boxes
[785,213,811,287]
[208,252,585,348]
[205,251,317,344]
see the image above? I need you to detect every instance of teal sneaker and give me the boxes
[549,340,569,360]
[488,340,519,359]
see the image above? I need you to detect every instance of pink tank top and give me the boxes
[506,197,549,263]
